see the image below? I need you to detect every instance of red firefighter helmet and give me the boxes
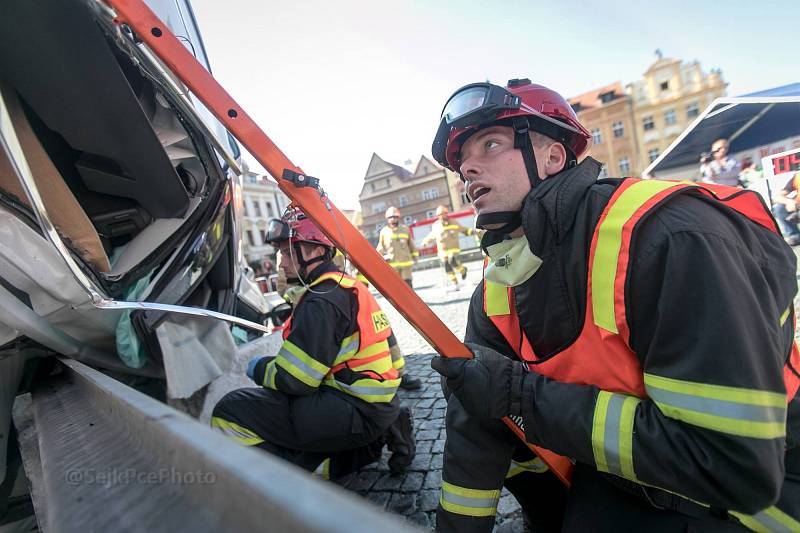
[265,207,333,249]
[432,78,592,172]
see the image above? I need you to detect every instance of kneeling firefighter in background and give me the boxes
[212,208,415,478]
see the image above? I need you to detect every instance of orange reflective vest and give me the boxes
[484,179,800,471]
[283,272,400,401]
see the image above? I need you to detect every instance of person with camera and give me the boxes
[772,171,800,246]
[699,138,742,186]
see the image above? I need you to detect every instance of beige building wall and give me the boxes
[570,82,640,178]
[241,169,289,265]
[358,154,461,245]
[627,57,727,173]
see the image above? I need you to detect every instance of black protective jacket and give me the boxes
[465,158,800,522]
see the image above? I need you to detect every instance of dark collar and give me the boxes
[521,157,602,248]
[304,261,340,284]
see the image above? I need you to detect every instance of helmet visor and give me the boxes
[264,218,291,244]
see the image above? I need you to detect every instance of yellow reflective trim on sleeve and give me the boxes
[591,390,641,481]
[275,340,330,388]
[732,505,800,533]
[263,359,278,389]
[592,180,685,333]
[439,481,500,518]
[210,417,264,446]
[780,306,791,327]
[485,280,510,316]
[312,458,331,480]
[389,260,414,268]
[506,457,548,478]
[644,373,787,438]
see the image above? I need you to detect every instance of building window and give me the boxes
[246,174,258,184]
[265,202,274,218]
[612,121,624,138]
[425,210,436,219]
[398,195,408,207]
[599,91,616,104]
[247,230,256,247]
[422,187,439,200]
[259,230,268,244]
[372,201,386,214]
[251,200,262,217]
[618,157,630,174]
[660,81,669,91]
[403,215,413,225]
[664,109,677,125]
[648,149,660,163]
[375,222,384,233]
[686,102,699,118]
[643,116,655,131]
[591,128,603,145]
[598,164,608,178]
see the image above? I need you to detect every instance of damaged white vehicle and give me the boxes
[0,0,273,515]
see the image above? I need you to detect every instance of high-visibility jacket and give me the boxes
[422,218,474,259]
[483,178,800,531]
[262,270,400,404]
[376,224,418,268]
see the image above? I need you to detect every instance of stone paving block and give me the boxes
[419,419,444,431]
[414,408,432,420]
[422,389,439,399]
[439,428,448,440]
[388,493,417,515]
[431,439,445,454]
[493,517,524,533]
[415,440,432,455]
[430,453,443,470]
[418,489,440,512]
[433,398,448,409]
[407,512,431,529]
[373,472,405,491]
[400,472,424,492]
[345,470,381,491]
[417,429,439,441]
[497,493,519,516]
[415,398,436,409]
[408,453,432,471]
[423,469,442,489]
[430,408,446,420]
[365,491,392,509]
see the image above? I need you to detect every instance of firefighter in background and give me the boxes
[212,208,415,478]
[376,206,418,288]
[421,205,474,288]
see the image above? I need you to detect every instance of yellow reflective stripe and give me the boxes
[485,280,510,316]
[507,457,548,478]
[591,390,641,481]
[263,360,278,389]
[392,355,406,370]
[780,306,791,327]
[325,377,399,403]
[644,373,786,439]
[412,251,420,257]
[593,180,686,332]
[333,333,360,366]
[276,340,330,387]
[389,260,414,267]
[444,248,461,254]
[439,481,500,517]
[309,273,355,288]
[732,505,800,533]
[443,225,462,231]
[210,417,264,446]
[312,458,331,480]
[390,233,409,240]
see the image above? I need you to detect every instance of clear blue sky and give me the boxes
[192,0,794,210]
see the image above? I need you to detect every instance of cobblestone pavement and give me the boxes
[333,259,526,532]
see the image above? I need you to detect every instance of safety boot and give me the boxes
[386,406,416,474]
[399,373,422,390]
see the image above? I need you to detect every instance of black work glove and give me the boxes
[431,342,527,419]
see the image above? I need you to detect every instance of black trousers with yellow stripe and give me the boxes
[212,387,391,479]
[438,395,567,532]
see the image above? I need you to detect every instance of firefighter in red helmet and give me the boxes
[429,79,800,532]
[212,208,415,478]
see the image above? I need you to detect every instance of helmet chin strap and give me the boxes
[474,117,540,234]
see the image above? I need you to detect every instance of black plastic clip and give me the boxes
[282,169,320,189]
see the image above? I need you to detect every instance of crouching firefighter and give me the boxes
[212,208,415,478]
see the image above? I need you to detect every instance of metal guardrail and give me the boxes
[19,358,416,533]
